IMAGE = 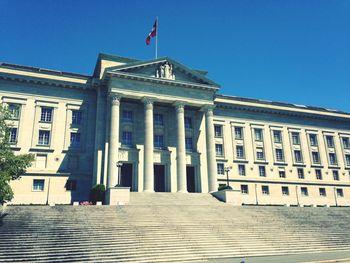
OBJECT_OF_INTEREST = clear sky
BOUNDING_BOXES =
[0,0,349,112]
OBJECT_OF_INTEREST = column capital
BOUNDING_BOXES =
[142,97,155,109]
[173,101,186,113]
[201,104,216,115]
[109,93,121,106]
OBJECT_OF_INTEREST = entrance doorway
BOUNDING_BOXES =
[121,163,133,189]
[186,166,196,193]
[154,165,165,192]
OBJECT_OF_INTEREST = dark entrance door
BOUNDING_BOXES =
[121,163,133,189]
[154,165,165,192]
[187,166,195,193]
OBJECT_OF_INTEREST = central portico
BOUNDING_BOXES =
[92,55,220,193]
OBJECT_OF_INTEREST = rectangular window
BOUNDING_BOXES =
[275,149,284,162]
[8,103,21,119]
[70,132,81,148]
[319,188,327,197]
[235,127,243,140]
[215,144,223,156]
[273,130,282,143]
[214,125,223,137]
[40,107,53,122]
[336,188,344,197]
[309,134,318,146]
[333,170,339,181]
[301,187,308,196]
[294,150,303,163]
[238,164,246,176]
[259,166,266,177]
[33,179,45,191]
[217,163,224,175]
[329,153,337,165]
[256,148,265,160]
[254,128,263,141]
[236,145,245,159]
[122,110,133,122]
[297,168,305,179]
[184,117,192,129]
[312,151,320,164]
[122,131,132,146]
[38,130,50,145]
[241,184,249,194]
[292,132,300,145]
[262,185,269,195]
[154,113,164,125]
[342,137,350,149]
[345,155,350,166]
[154,135,164,148]
[326,135,334,148]
[72,110,82,125]
[282,186,289,196]
[315,169,322,180]
[185,137,193,151]
[9,128,17,143]
[279,169,286,178]
[65,180,77,191]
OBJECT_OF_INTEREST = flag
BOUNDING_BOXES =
[146,19,157,45]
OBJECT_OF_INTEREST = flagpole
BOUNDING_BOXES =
[155,16,158,59]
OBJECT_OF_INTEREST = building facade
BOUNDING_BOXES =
[1,53,350,206]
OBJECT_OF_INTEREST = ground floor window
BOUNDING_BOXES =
[319,188,326,197]
[301,187,308,196]
[336,188,344,197]
[262,185,269,195]
[241,184,249,194]
[33,179,45,191]
[282,186,289,196]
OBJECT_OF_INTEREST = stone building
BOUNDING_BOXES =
[1,53,350,206]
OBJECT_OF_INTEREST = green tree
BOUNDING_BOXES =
[0,105,34,205]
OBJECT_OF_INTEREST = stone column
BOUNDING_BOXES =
[175,102,187,193]
[204,105,217,192]
[143,98,154,192]
[107,94,121,188]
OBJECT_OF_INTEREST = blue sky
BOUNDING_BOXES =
[0,0,349,112]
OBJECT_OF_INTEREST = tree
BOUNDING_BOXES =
[0,105,34,205]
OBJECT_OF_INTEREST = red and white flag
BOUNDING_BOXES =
[146,19,157,45]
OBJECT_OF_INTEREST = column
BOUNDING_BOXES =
[107,94,121,188]
[204,105,217,192]
[143,98,154,192]
[175,102,187,193]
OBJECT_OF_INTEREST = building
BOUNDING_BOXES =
[1,53,350,206]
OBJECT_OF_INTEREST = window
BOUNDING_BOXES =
[214,125,223,137]
[184,117,192,129]
[254,128,263,141]
[9,128,17,143]
[292,132,300,145]
[33,179,45,191]
[342,137,350,149]
[65,180,77,191]
[312,152,320,164]
[238,164,246,176]
[122,131,132,146]
[273,130,282,143]
[154,114,164,125]
[259,166,266,177]
[301,187,308,196]
[217,163,224,176]
[256,148,265,160]
[8,103,21,119]
[235,127,243,140]
[40,107,53,122]
[297,168,305,179]
[70,132,81,148]
[275,149,284,162]
[345,155,350,166]
[282,186,289,196]
[326,135,334,148]
[122,110,133,122]
[185,137,193,151]
[38,130,50,145]
[154,135,164,148]
[279,169,286,178]
[236,145,245,159]
[333,170,339,181]
[309,134,318,146]
[319,188,327,197]
[72,110,82,125]
[315,169,322,180]
[336,188,344,197]
[215,144,223,156]
[294,150,303,163]
[262,185,269,195]
[241,185,249,194]
[329,153,337,165]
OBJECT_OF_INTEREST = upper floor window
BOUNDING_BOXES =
[40,107,53,122]
[72,110,82,125]
[312,151,320,164]
[235,127,243,140]
[326,135,334,148]
[38,130,50,146]
[294,150,303,163]
[254,128,263,141]
[236,145,245,159]
[259,166,266,177]
[184,117,192,129]
[291,132,300,145]
[275,149,284,162]
[309,134,318,146]
[273,130,282,143]
[70,132,81,148]
[342,137,350,149]
[297,168,305,179]
[262,185,270,195]
[329,153,337,165]
[256,147,265,160]
[315,169,322,180]
[301,187,308,196]
[185,137,193,151]
[9,128,17,144]
[215,144,223,156]
[8,103,21,119]
[214,125,223,137]
[333,170,340,181]
[154,135,164,148]
[279,169,286,178]
[122,131,133,146]
[122,110,133,122]
[345,155,350,166]
[217,163,224,176]
[154,114,164,125]
[238,164,246,176]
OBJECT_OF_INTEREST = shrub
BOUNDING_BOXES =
[90,184,106,204]
[218,185,232,191]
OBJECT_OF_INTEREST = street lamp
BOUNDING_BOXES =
[116,161,123,186]
[224,166,232,187]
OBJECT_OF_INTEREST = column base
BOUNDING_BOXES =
[143,189,155,193]
[177,190,188,193]
[105,187,130,205]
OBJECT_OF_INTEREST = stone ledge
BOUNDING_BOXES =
[105,187,130,205]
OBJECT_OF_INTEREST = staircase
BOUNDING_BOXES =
[1,193,350,262]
